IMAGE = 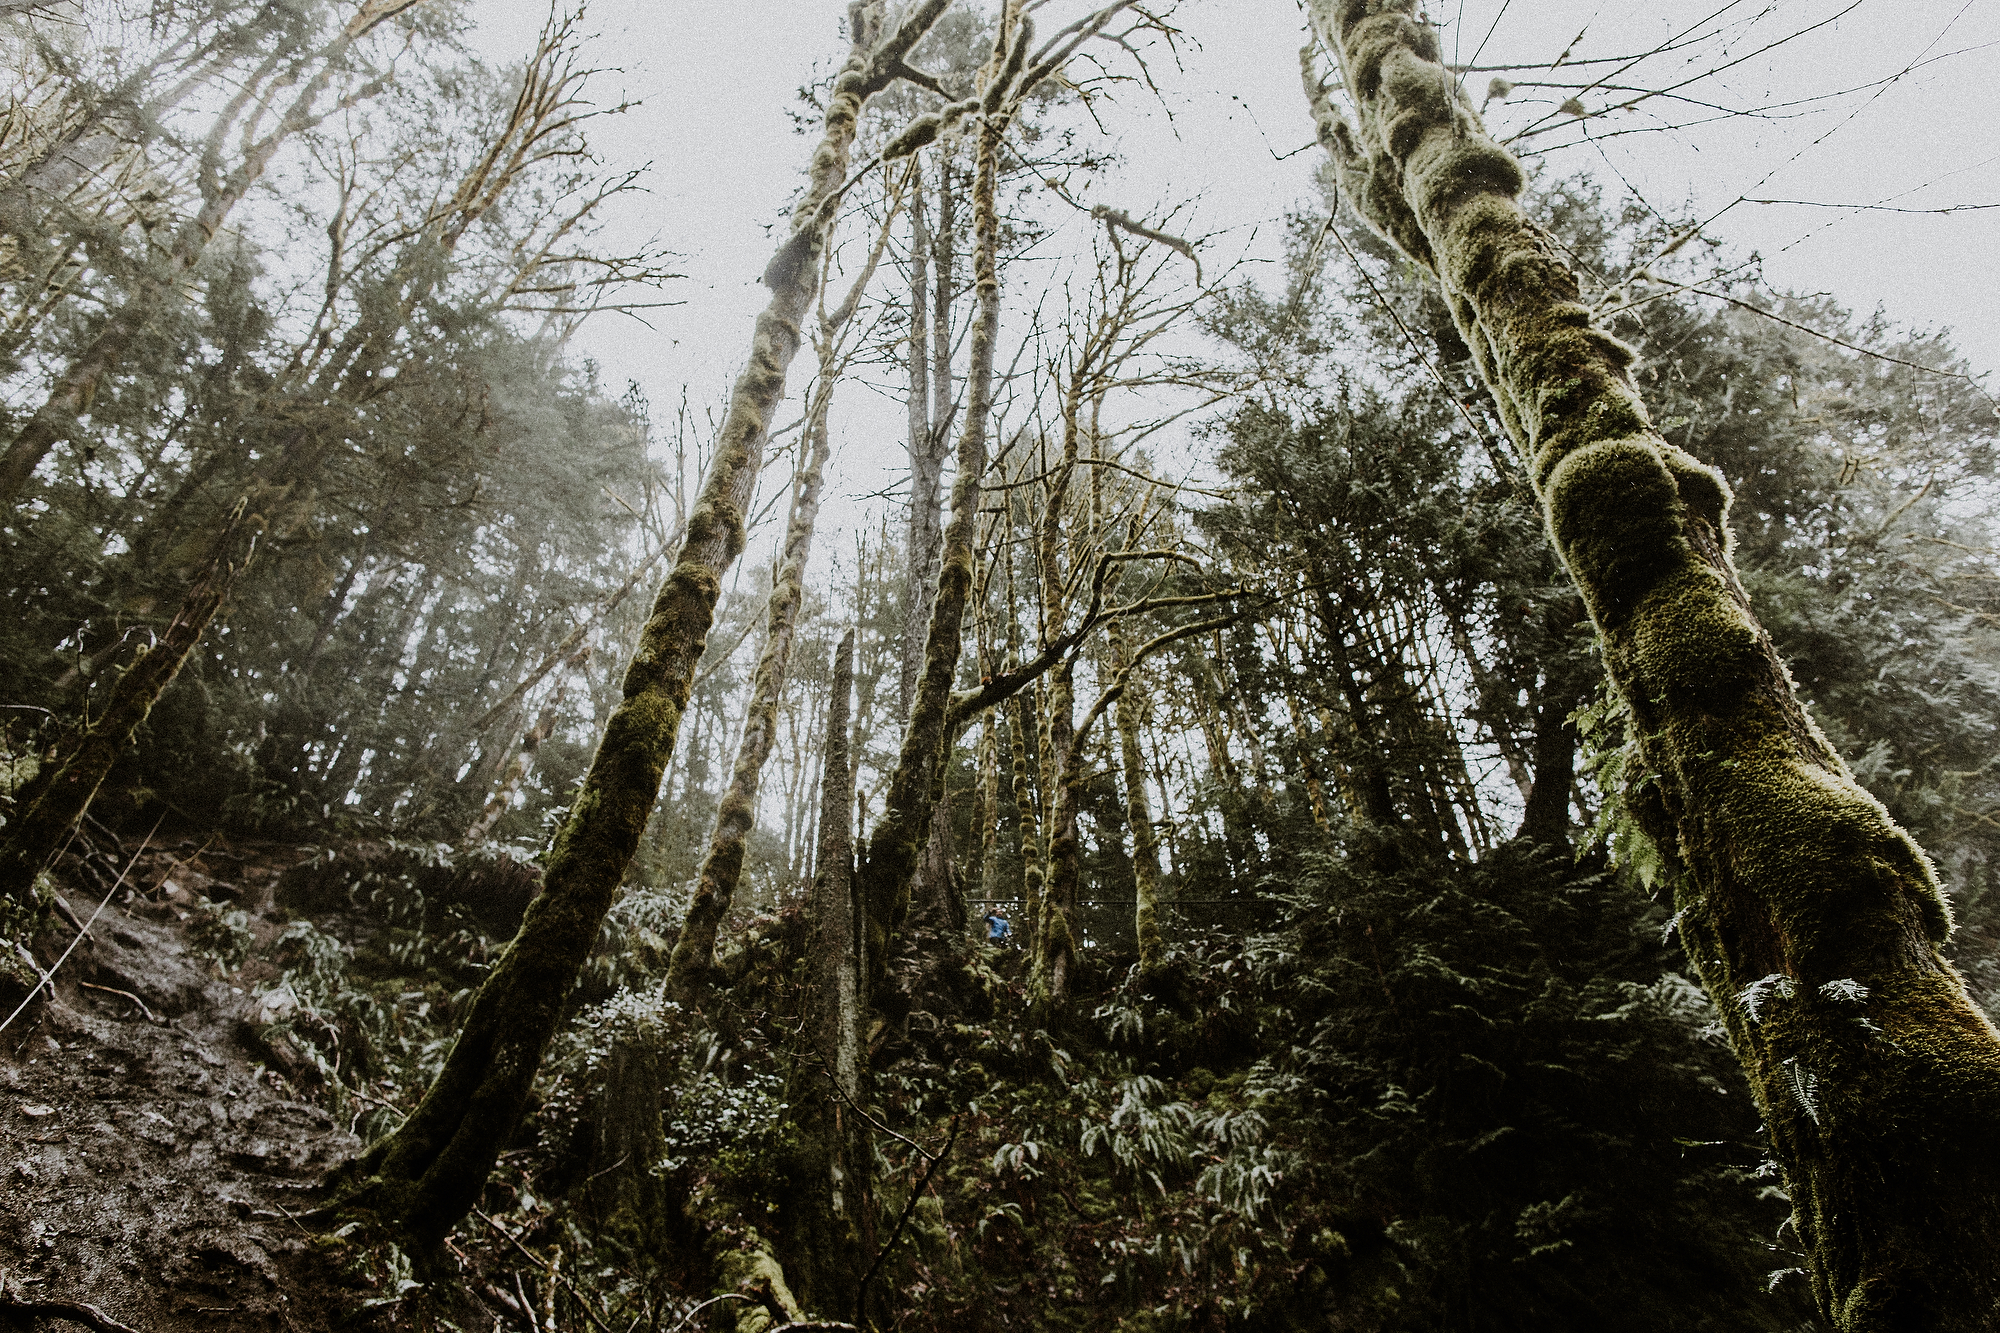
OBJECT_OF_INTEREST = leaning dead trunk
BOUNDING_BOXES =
[1303,4,2000,1325]
[335,1,951,1247]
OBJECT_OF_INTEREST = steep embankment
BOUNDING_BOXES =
[1,839,371,1331]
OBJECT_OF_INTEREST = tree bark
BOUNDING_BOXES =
[1303,5,2000,1325]
[666,394,838,994]
[463,661,580,845]
[334,1,950,1247]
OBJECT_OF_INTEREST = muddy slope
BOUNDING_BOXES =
[1,840,373,1333]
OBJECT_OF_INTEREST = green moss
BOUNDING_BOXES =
[1305,0,2000,1320]
[336,7,915,1249]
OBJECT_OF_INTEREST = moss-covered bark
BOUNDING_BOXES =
[0,504,257,905]
[1302,3,2000,1324]
[335,0,952,1248]
[666,394,838,995]
[1029,661,1078,1016]
[856,12,1022,997]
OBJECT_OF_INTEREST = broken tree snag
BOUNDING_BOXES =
[776,628,870,1318]
[1301,2,2000,1326]
[336,0,953,1249]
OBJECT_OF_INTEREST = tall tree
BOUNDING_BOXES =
[1302,2,2000,1324]
[331,0,953,1247]
[0,0,423,509]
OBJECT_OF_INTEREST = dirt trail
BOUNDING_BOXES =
[0,839,374,1333]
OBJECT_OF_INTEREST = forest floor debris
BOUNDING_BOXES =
[0,838,381,1332]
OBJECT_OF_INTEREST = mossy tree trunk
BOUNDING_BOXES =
[1029,659,1077,1015]
[903,153,966,940]
[336,0,952,1248]
[856,12,1018,996]
[976,704,1003,905]
[900,152,957,720]
[852,0,1145,995]
[1303,3,2000,1324]
[667,183,897,992]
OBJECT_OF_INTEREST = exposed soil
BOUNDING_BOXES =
[0,838,376,1333]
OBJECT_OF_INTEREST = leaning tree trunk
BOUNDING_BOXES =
[0,502,259,905]
[1302,3,2000,1326]
[665,396,838,994]
[334,0,951,1247]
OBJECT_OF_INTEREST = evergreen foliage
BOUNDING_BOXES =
[3,2,1998,1327]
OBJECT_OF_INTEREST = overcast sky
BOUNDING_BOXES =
[459,0,1999,562]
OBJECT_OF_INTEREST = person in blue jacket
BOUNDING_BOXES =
[983,908,1013,947]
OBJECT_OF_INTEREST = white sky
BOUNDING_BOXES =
[462,0,2000,558]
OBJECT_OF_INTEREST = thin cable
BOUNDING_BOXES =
[1324,219,1522,485]
[0,814,163,1037]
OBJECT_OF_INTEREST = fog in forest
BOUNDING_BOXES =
[2,2,1998,1330]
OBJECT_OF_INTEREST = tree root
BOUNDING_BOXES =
[0,1282,145,1333]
